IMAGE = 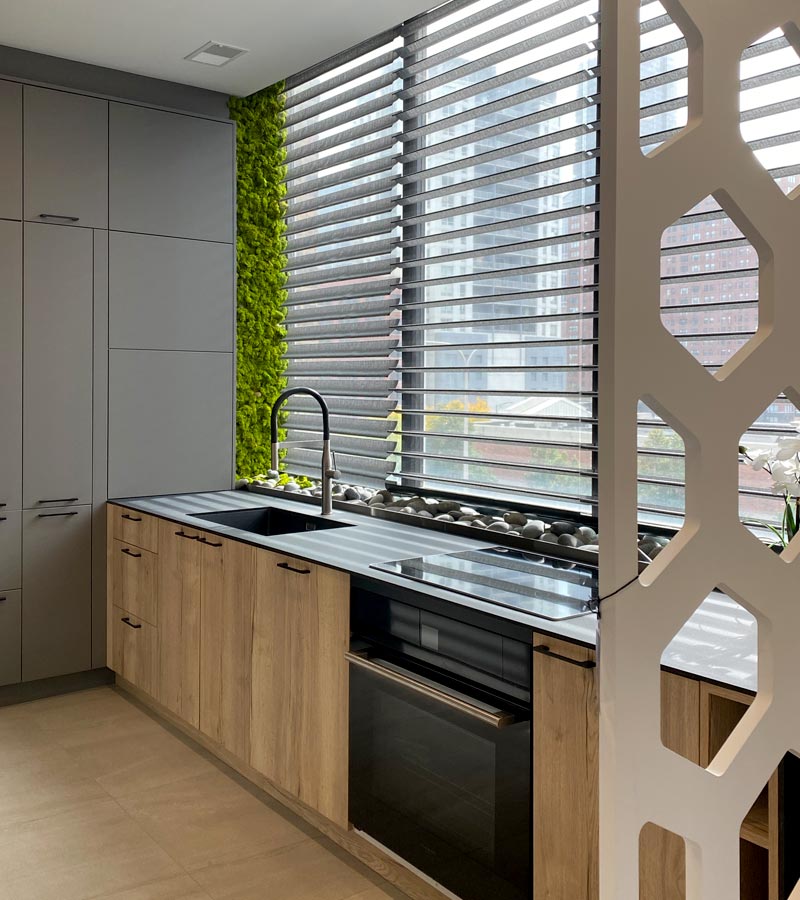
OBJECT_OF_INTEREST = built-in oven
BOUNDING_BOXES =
[348,579,532,900]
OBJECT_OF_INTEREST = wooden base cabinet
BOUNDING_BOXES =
[198,535,256,762]
[251,551,350,829]
[157,520,202,727]
[111,605,157,696]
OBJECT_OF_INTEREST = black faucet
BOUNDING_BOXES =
[270,388,338,515]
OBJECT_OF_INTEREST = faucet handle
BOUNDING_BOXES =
[327,450,340,480]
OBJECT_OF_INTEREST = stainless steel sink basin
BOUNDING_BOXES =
[191,506,354,537]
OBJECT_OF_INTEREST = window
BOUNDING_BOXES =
[282,0,600,511]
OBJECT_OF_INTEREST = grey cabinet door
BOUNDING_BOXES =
[24,86,108,229]
[0,80,22,221]
[22,505,91,681]
[0,511,21,591]
[109,232,234,352]
[23,224,94,509]
[109,103,234,243]
[108,349,234,498]
[0,590,21,687]
[0,220,22,511]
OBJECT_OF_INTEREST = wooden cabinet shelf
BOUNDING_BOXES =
[741,789,770,850]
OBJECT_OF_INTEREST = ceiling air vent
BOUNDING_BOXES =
[185,41,248,67]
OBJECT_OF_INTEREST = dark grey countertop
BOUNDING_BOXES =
[113,490,758,693]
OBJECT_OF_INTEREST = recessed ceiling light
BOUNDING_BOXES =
[185,41,248,67]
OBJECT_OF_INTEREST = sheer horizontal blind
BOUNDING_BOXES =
[396,0,600,511]
[638,7,800,527]
[282,30,403,485]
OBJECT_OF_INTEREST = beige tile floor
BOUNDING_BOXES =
[0,687,406,900]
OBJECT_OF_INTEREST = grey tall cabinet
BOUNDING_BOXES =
[0,79,235,686]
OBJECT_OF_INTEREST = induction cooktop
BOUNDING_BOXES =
[372,546,598,620]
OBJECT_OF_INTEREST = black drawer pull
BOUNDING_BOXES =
[38,497,79,504]
[121,548,142,558]
[175,530,199,540]
[121,513,142,522]
[199,537,223,547]
[121,616,142,629]
[0,502,6,507]
[37,511,79,518]
[38,213,80,222]
[0,517,6,522]
[533,644,596,669]
[277,561,311,575]
[0,597,6,603]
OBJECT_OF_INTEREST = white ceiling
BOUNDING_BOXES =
[0,0,439,97]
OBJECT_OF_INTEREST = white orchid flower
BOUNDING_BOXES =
[748,449,773,470]
[774,437,800,460]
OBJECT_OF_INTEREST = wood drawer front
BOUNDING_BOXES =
[111,539,157,625]
[110,505,159,552]
[112,605,157,697]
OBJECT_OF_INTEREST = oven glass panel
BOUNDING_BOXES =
[349,663,530,900]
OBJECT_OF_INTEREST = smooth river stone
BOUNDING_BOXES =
[522,523,544,539]
[550,521,577,536]
[557,534,579,547]
[540,532,559,543]
[487,521,511,533]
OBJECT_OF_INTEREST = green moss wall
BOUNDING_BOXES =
[229,83,288,478]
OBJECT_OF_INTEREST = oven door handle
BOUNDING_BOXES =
[345,651,517,729]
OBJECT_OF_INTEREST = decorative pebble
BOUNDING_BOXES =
[435,514,455,522]
[550,521,577,536]
[503,511,528,526]
[344,487,360,500]
[487,521,511,533]
[417,510,434,518]
[540,532,559,543]
[522,523,545,539]
[558,534,579,547]
[283,482,299,492]
[577,526,598,542]
[459,507,479,517]
[470,520,488,528]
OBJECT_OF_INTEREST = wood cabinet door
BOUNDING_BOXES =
[110,539,157,626]
[22,505,92,681]
[23,86,108,229]
[251,551,350,827]
[23,223,94,508]
[198,533,256,761]
[111,605,158,697]
[157,520,202,727]
[0,80,22,221]
[0,220,22,512]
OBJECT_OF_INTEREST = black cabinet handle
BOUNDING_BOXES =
[38,497,78,504]
[277,561,311,575]
[0,517,6,522]
[175,530,199,540]
[38,213,80,222]
[0,597,6,603]
[37,511,79,518]
[0,502,6,507]
[198,537,223,547]
[121,548,142,558]
[121,617,142,629]
[533,644,596,669]
[121,513,142,522]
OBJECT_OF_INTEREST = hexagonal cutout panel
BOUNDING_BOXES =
[660,588,758,767]
[740,25,800,197]
[638,400,685,542]
[640,0,689,154]
[660,194,760,375]
[739,393,800,557]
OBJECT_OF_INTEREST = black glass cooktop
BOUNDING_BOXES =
[372,546,597,620]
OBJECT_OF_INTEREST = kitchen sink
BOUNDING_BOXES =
[191,506,354,537]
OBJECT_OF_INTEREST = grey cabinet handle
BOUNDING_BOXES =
[121,616,142,629]
[277,561,311,575]
[121,513,142,522]
[38,497,78,504]
[533,644,596,669]
[38,213,80,222]
[121,548,142,558]
[198,537,223,547]
[37,511,79,518]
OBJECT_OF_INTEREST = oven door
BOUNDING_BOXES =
[348,651,531,900]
